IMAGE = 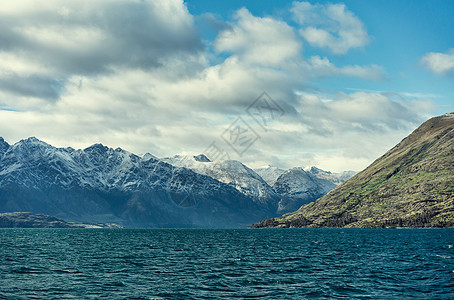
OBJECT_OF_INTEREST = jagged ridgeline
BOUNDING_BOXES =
[251,112,454,228]
[0,136,354,228]
[0,139,268,228]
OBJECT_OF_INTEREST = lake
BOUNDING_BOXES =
[1,228,454,299]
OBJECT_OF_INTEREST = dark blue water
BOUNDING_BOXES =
[1,229,454,299]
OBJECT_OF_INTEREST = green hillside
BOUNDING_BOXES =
[251,112,454,228]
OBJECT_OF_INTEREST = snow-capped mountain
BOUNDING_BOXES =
[0,137,356,227]
[304,166,357,186]
[161,155,280,208]
[253,166,355,214]
[143,152,158,161]
[273,167,337,213]
[0,137,272,228]
[164,157,356,215]
[254,166,286,186]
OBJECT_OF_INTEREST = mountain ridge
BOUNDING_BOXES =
[0,138,268,228]
[161,154,355,214]
[251,112,454,228]
[0,137,355,228]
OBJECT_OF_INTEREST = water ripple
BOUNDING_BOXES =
[1,228,454,299]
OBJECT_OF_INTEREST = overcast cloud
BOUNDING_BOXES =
[0,0,439,172]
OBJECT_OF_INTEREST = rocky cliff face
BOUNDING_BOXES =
[251,112,454,228]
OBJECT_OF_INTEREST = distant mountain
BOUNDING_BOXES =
[162,155,280,210]
[143,153,158,161]
[251,112,454,228]
[273,167,337,213]
[304,166,357,186]
[0,137,355,228]
[254,166,286,186]
[0,138,270,228]
[0,212,83,228]
[163,157,355,215]
[255,165,355,213]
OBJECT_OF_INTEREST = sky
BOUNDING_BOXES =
[0,0,453,172]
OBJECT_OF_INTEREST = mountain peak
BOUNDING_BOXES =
[143,153,158,161]
[21,137,45,144]
[306,166,332,175]
[193,154,210,162]
[84,143,108,152]
[13,137,52,149]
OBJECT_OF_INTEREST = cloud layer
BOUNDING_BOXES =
[0,1,438,172]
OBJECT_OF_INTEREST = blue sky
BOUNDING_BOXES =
[188,0,454,111]
[0,0,453,172]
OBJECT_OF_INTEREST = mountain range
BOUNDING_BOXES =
[0,137,354,228]
[251,112,454,228]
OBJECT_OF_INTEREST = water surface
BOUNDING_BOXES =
[1,228,453,299]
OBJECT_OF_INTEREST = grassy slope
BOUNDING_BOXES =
[252,113,454,228]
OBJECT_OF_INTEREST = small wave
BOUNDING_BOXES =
[52,269,83,274]
[11,266,43,274]
[106,269,129,273]
[104,281,126,287]
[435,254,453,259]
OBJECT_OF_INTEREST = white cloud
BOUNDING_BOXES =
[291,1,369,54]
[247,91,437,172]
[0,0,203,85]
[420,49,454,76]
[212,8,383,81]
[304,56,384,80]
[294,91,436,132]
[0,2,435,174]
[214,8,302,67]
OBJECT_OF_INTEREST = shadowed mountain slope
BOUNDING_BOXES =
[251,112,454,228]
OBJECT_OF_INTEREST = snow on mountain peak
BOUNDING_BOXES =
[9,137,55,161]
[305,166,332,175]
[162,154,279,205]
[193,154,211,162]
[84,143,109,153]
[254,166,286,186]
[143,153,158,161]
[15,137,51,147]
[304,166,357,185]
[23,136,41,143]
